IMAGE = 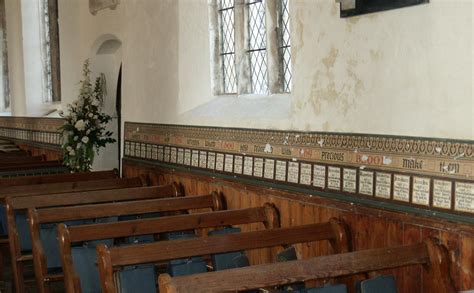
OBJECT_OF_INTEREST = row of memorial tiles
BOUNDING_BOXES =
[0,128,61,145]
[124,141,474,215]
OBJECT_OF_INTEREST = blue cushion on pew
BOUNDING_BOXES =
[208,227,249,271]
[276,247,306,292]
[356,275,397,293]
[71,246,101,293]
[40,220,93,269]
[165,231,208,276]
[0,204,7,235]
[16,212,32,251]
[118,264,157,293]
[306,284,348,293]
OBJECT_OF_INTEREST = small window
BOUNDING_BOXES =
[218,0,237,94]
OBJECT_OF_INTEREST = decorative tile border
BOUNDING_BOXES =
[0,117,63,147]
[124,122,474,217]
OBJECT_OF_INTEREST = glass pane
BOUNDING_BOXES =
[249,50,268,94]
[219,0,237,93]
[248,0,268,94]
[279,0,292,92]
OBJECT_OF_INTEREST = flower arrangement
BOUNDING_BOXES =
[59,60,116,172]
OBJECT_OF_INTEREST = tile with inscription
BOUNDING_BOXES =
[264,159,275,180]
[158,146,164,161]
[412,177,430,206]
[375,172,391,199]
[224,154,234,173]
[343,168,357,193]
[253,158,264,177]
[146,145,152,159]
[215,153,224,171]
[207,152,216,170]
[359,171,374,196]
[243,156,253,176]
[199,151,207,168]
[184,149,191,166]
[393,174,410,202]
[275,160,287,182]
[191,150,200,167]
[455,182,474,213]
[164,147,171,162]
[234,155,243,174]
[327,166,341,190]
[287,162,299,184]
[140,144,146,158]
[170,147,177,163]
[177,148,184,164]
[300,163,312,185]
[313,165,326,189]
[433,180,452,209]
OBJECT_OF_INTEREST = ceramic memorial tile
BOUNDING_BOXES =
[243,156,253,176]
[224,154,234,172]
[141,144,146,158]
[433,180,452,209]
[234,155,243,174]
[191,150,199,167]
[164,147,171,162]
[455,182,474,213]
[300,163,312,185]
[393,174,410,202]
[254,158,264,177]
[287,162,299,184]
[215,153,224,171]
[170,147,177,163]
[199,151,207,168]
[275,160,287,181]
[184,149,191,166]
[359,170,374,196]
[146,145,152,159]
[158,146,164,161]
[375,172,391,199]
[412,177,430,206]
[264,159,275,179]
[207,152,216,170]
[327,166,341,190]
[313,164,326,188]
[343,168,357,193]
[177,148,184,164]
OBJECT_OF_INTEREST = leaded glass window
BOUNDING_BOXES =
[247,0,268,95]
[218,0,237,94]
[278,0,292,93]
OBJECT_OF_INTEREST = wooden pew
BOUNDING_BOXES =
[30,193,225,293]
[0,176,147,202]
[0,155,46,163]
[0,160,63,170]
[0,161,68,178]
[5,178,155,293]
[158,239,456,293]
[96,220,349,293]
[0,169,117,187]
[57,203,278,293]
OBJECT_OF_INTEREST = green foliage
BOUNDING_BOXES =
[59,60,116,172]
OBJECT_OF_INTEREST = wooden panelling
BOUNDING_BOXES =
[123,159,474,292]
[17,143,62,161]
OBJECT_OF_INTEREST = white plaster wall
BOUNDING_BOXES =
[39,0,474,151]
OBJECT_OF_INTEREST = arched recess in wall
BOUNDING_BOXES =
[89,34,122,172]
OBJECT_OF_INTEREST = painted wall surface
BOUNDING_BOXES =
[54,0,472,142]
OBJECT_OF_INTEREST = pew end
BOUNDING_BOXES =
[97,244,116,293]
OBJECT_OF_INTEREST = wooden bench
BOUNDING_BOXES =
[29,192,224,293]
[4,178,154,292]
[0,155,46,163]
[58,203,277,293]
[0,169,117,187]
[0,161,69,178]
[158,238,455,293]
[96,220,349,293]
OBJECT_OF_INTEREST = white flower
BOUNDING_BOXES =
[86,129,91,135]
[69,150,75,156]
[93,115,98,120]
[81,136,89,143]
[92,99,100,106]
[75,120,86,131]
[66,146,72,152]
[74,136,79,141]
[76,143,82,149]
[88,113,93,118]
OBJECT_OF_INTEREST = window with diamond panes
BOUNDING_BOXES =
[219,0,237,94]
[247,0,268,94]
[278,0,292,93]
